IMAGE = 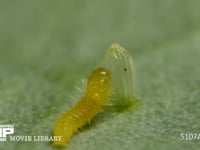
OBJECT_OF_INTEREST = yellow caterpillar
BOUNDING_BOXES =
[53,67,111,147]
[53,43,137,147]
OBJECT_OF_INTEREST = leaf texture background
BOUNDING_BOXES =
[0,0,200,150]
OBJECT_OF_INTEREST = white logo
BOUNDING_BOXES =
[0,124,61,142]
[0,125,14,141]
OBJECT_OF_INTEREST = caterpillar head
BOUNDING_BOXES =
[86,67,111,95]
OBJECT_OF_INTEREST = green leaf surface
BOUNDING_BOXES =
[0,0,200,150]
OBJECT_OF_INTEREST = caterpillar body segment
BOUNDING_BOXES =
[53,68,111,147]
